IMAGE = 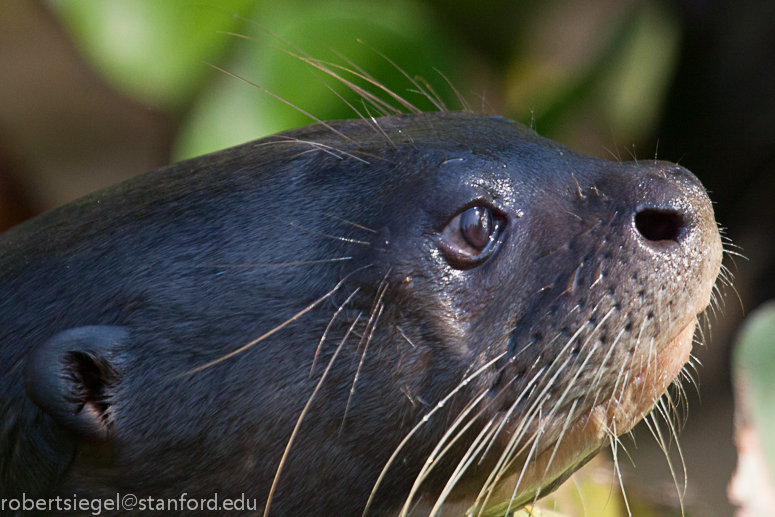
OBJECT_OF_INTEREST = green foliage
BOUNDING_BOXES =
[48,0,256,110]
[174,0,467,159]
[503,0,680,153]
[733,301,775,480]
[47,0,467,160]
[47,0,682,163]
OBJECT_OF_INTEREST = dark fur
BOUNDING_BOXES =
[0,112,720,515]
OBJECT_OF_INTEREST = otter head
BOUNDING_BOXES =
[316,112,723,514]
[9,112,721,516]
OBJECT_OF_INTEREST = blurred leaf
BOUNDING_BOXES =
[513,506,568,517]
[173,0,468,160]
[467,455,626,517]
[47,0,256,110]
[601,0,680,138]
[504,0,680,154]
[734,301,775,477]
[731,301,775,515]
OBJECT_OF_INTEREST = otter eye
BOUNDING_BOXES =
[439,205,505,269]
[460,207,493,250]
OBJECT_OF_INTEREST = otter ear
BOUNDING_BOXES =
[24,326,128,441]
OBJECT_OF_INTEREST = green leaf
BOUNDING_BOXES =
[173,0,468,160]
[47,0,256,110]
[733,301,775,480]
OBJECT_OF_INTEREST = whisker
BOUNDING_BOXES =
[551,307,616,414]
[434,68,471,112]
[263,313,362,517]
[357,39,444,112]
[271,216,372,246]
[478,360,546,471]
[307,56,419,113]
[340,281,388,434]
[477,360,577,514]
[586,328,626,411]
[406,355,549,513]
[203,60,363,148]
[361,100,398,149]
[625,144,638,163]
[396,326,416,348]
[608,431,632,517]
[647,408,686,517]
[289,138,372,164]
[217,30,407,117]
[601,145,622,164]
[201,257,353,269]
[310,288,361,376]
[399,389,492,517]
[470,90,496,115]
[254,136,391,164]
[657,397,688,504]
[323,214,378,234]
[314,70,387,120]
[535,398,579,499]
[215,21,400,114]
[425,419,500,516]
[362,352,506,517]
[176,270,366,377]
[329,48,378,83]
[415,75,448,112]
[503,421,547,516]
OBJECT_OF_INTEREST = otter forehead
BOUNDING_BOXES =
[276,113,708,233]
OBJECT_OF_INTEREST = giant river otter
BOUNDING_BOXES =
[0,110,722,516]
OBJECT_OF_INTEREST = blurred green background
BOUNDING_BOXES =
[43,0,683,162]
[1,0,775,515]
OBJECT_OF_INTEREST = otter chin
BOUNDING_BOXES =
[433,319,701,517]
[0,111,721,516]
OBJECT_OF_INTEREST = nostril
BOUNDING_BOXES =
[634,209,686,243]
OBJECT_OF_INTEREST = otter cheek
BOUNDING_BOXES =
[573,319,696,454]
[607,319,696,432]
[485,320,697,508]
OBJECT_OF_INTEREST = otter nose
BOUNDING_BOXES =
[628,165,702,248]
[634,208,686,244]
